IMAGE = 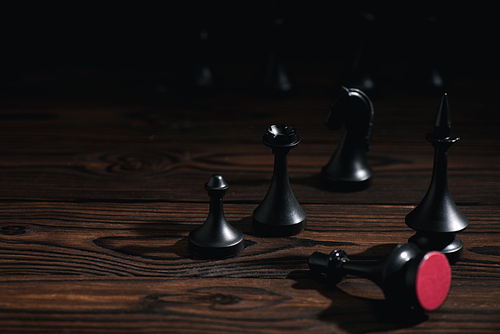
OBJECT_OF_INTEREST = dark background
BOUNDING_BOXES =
[1,2,499,99]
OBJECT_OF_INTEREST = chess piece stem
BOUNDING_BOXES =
[253,124,306,236]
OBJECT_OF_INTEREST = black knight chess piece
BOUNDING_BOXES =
[253,124,306,236]
[321,86,374,191]
[189,174,244,259]
[405,93,468,264]
[308,243,451,311]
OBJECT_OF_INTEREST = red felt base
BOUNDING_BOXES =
[415,251,452,311]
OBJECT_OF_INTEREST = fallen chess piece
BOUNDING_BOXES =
[188,174,244,259]
[308,243,451,312]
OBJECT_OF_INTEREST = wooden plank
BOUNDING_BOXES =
[0,202,497,279]
[1,60,499,333]
[0,84,497,204]
[0,141,497,203]
[0,276,498,333]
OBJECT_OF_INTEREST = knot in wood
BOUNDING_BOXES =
[208,293,241,305]
[0,225,27,235]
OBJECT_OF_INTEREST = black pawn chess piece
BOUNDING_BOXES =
[188,174,244,259]
[308,243,452,312]
[405,94,468,264]
[321,86,374,191]
[253,124,306,236]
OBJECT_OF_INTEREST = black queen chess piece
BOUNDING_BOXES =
[188,174,244,259]
[405,93,468,264]
[321,86,374,191]
[308,243,452,312]
[253,124,306,236]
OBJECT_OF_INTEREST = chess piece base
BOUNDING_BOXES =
[252,217,306,237]
[408,231,463,264]
[320,172,372,192]
[188,237,244,259]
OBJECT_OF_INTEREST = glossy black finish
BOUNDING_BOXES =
[406,94,468,263]
[253,124,306,236]
[308,243,437,310]
[321,86,374,191]
[189,175,244,259]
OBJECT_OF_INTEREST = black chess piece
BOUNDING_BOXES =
[251,8,294,98]
[188,174,244,259]
[403,9,449,97]
[253,124,306,236]
[191,29,218,88]
[179,27,221,95]
[308,243,451,312]
[339,10,380,98]
[405,94,468,264]
[321,86,374,191]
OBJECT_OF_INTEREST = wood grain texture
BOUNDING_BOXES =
[0,111,497,204]
[0,202,498,280]
[0,62,499,333]
[0,277,498,334]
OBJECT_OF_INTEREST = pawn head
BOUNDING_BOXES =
[204,174,229,198]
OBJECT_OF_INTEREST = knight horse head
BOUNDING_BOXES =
[325,86,374,151]
[321,86,374,191]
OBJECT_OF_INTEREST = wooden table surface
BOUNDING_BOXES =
[0,60,499,334]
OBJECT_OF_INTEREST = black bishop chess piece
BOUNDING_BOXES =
[321,86,374,192]
[405,93,468,264]
[188,174,244,259]
[253,124,306,236]
[308,243,452,312]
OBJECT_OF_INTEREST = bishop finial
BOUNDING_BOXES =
[434,93,451,137]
